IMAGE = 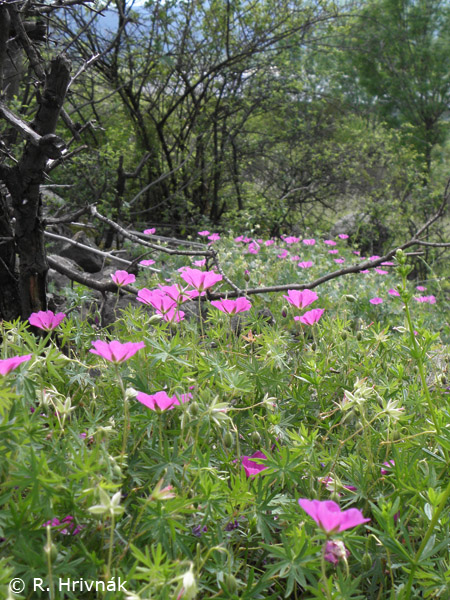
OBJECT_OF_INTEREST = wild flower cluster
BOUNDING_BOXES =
[0,232,449,599]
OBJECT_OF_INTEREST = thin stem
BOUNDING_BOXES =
[46,526,55,600]
[321,542,333,600]
[105,512,115,582]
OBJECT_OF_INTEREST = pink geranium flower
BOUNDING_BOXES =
[374,268,388,275]
[370,297,383,305]
[283,289,318,309]
[296,308,324,325]
[324,540,350,565]
[111,270,136,286]
[369,255,381,261]
[285,236,300,244]
[139,259,155,266]
[360,269,370,274]
[298,261,313,269]
[180,268,222,292]
[0,354,32,376]
[338,234,349,239]
[247,242,260,254]
[353,250,361,255]
[193,259,206,267]
[29,310,66,331]
[381,261,394,266]
[277,250,288,259]
[208,233,220,241]
[158,284,193,304]
[388,289,400,297]
[324,240,336,246]
[298,499,370,533]
[328,250,338,254]
[210,297,252,314]
[144,228,156,235]
[137,390,191,411]
[43,515,82,536]
[415,295,436,304]
[162,308,185,323]
[137,288,177,313]
[234,235,244,243]
[381,460,395,475]
[241,451,268,477]
[198,230,210,236]
[265,240,275,246]
[90,340,145,363]
[303,239,316,246]
[334,258,345,264]
[416,285,426,291]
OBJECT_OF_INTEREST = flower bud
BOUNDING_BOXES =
[345,295,356,303]
[223,573,238,594]
[395,248,406,264]
[224,431,234,448]
[189,401,200,416]
[43,542,58,562]
[244,271,251,282]
[251,431,261,446]
[356,331,363,341]
[341,331,348,341]
[281,306,288,318]
[362,551,372,571]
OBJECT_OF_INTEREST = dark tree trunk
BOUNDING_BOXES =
[0,55,71,320]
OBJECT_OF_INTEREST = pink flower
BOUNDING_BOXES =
[353,250,361,255]
[137,390,191,411]
[162,308,185,323]
[234,236,244,242]
[265,240,275,246]
[360,269,370,274]
[324,540,350,565]
[180,268,222,292]
[283,289,318,309]
[338,234,349,239]
[388,289,400,297]
[277,250,288,259]
[303,239,316,246]
[369,255,381,261]
[198,230,210,236]
[158,284,193,304]
[414,295,436,304]
[416,285,426,291]
[247,242,260,254]
[381,460,395,475]
[374,268,388,275]
[370,297,383,305]
[210,297,252,314]
[144,228,156,235]
[381,261,394,266]
[137,288,177,314]
[298,499,370,533]
[208,233,220,242]
[324,240,337,246]
[328,250,338,254]
[140,259,155,266]
[0,354,32,376]
[29,310,66,331]
[298,261,313,269]
[296,308,324,325]
[43,515,82,536]
[291,255,301,261]
[193,259,206,267]
[111,270,136,286]
[90,340,145,363]
[241,451,268,477]
[285,236,300,244]
[334,258,345,264]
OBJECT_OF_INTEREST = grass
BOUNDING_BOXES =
[1,235,449,599]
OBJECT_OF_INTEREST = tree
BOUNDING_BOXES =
[0,1,95,321]
[347,0,450,174]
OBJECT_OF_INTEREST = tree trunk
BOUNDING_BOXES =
[0,55,71,320]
